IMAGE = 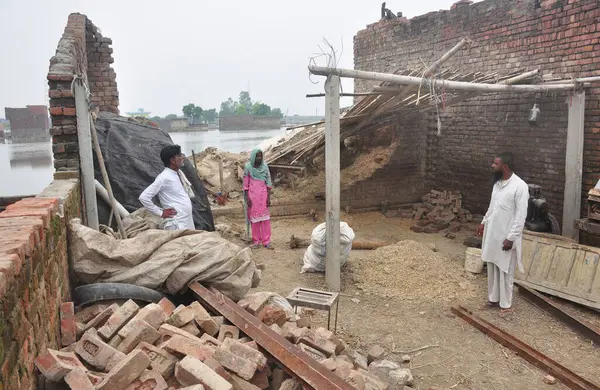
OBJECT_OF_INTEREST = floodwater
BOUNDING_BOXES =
[0,128,286,197]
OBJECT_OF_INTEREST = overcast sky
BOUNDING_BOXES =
[1,0,475,118]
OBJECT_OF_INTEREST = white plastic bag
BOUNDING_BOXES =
[301,222,355,273]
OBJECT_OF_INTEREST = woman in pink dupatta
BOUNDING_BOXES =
[243,148,273,249]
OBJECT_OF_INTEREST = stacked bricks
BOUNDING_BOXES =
[34,290,413,389]
[353,0,600,222]
[47,13,120,177]
[0,179,80,389]
[48,13,87,176]
[85,18,119,115]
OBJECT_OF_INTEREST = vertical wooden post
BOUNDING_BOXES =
[219,157,225,194]
[325,75,341,292]
[563,90,585,239]
[74,82,99,230]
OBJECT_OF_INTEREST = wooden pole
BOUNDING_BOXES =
[89,116,128,239]
[308,66,584,92]
[218,157,224,194]
[74,82,99,230]
[422,37,470,78]
[325,75,341,292]
[563,90,586,240]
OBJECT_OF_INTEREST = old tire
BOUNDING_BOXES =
[73,283,166,307]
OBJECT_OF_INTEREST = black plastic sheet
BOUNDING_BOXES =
[93,112,214,231]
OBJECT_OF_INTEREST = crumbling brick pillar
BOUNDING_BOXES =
[47,13,120,177]
[85,18,119,114]
[47,13,87,178]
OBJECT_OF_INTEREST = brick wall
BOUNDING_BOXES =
[0,180,80,389]
[353,0,600,221]
[85,18,119,114]
[48,13,119,176]
[341,115,427,208]
[219,115,282,130]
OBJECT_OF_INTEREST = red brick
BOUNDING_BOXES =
[214,348,257,381]
[204,357,232,381]
[63,107,76,116]
[75,332,124,370]
[49,106,64,116]
[124,369,168,390]
[299,329,336,357]
[135,342,178,379]
[65,368,95,390]
[76,304,108,323]
[60,302,77,347]
[166,304,196,327]
[190,301,219,336]
[217,324,240,341]
[163,335,215,362]
[118,320,161,354]
[98,299,140,340]
[157,297,176,316]
[257,306,287,327]
[34,349,86,381]
[221,338,267,370]
[97,350,150,390]
[199,333,221,348]
[119,303,166,339]
[85,303,119,330]
[175,356,233,390]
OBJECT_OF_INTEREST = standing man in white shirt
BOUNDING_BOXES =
[139,145,195,230]
[477,152,528,314]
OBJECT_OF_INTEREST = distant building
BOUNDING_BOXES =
[219,115,281,131]
[4,105,50,142]
[170,117,190,131]
[125,108,151,118]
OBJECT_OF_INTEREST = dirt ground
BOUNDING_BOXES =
[221,212,600,390]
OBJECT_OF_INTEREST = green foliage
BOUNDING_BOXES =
[251,102,271,116]
[182,104,204,124]
[271,108,283,118]
[220,98,236,117]
[203,108,218,123]
[219,91,283,117]
[165,114,178,120]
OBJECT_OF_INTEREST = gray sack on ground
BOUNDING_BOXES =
[70,219,260,300]
[93,112,214,231]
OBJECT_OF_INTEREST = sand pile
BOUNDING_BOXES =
[348,240,478,302]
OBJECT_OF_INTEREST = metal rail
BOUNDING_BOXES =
[517,283,600,346]
[189,282,354,390]
[451,306,600,390]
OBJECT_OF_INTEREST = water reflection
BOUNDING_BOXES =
[0,129,286,197]
[0,141,54,196]
[169,128,286,155]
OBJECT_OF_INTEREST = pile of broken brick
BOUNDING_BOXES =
[405,190,474,237]
[35,293,414,390]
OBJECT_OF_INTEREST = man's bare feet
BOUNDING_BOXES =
[478,301,499,310]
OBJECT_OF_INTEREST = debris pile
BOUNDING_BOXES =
[193,147,248,196]
[392,190,473,235]
[36,294,415,389]
[349,240,479,302]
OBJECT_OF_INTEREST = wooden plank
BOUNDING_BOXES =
[517,231,600,310]
[74,82,99,230]
[325,75,341,292]
[563,91,586,239]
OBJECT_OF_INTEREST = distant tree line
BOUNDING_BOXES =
[219,91,283,118]
[149,91,283,124]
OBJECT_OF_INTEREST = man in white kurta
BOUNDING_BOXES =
[478,153,529,312]
[139,145,195,231]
